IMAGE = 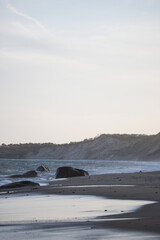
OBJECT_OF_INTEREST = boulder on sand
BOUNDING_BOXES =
[0,180,40,189]
[10,170,38,178]
[55,166,89,179]
[37,166,50,172]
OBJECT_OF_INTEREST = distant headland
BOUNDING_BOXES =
[0,133,160,160]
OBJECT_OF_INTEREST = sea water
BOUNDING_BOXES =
[0,194,159,240]
[0,159,160,240]
[0,194,152,223]
[0,159,160,186]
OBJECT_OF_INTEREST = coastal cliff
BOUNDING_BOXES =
[0,133,160,160]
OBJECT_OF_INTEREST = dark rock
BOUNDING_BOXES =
[0,181,40,189]
[10,170,38,178]
[23,170,38,177]
[55,166,89,179]
[37,166,50,172]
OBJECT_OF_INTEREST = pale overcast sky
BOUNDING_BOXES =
[0,0,160,144]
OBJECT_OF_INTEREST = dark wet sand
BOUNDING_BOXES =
[0,171,160,234]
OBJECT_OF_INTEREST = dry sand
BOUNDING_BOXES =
[0,171,160,235]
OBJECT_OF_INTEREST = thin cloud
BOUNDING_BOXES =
[6,1,49,34]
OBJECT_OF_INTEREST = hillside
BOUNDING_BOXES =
[0,133,160,160]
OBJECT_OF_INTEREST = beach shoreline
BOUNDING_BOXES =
[0,171,160,237]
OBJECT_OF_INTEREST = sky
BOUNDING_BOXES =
[0,0,160,144]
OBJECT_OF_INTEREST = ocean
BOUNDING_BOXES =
[1,159,160,240]
[0,159,160,187]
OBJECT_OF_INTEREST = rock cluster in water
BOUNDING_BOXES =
[0,165,89,189]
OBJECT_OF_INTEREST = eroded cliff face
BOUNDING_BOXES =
[0,133,160,160]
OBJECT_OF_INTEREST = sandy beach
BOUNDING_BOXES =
[0,171,160,239]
